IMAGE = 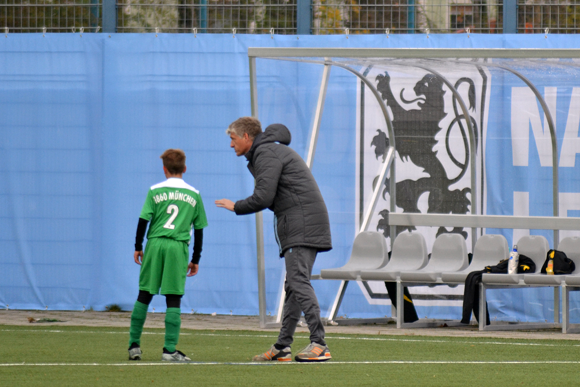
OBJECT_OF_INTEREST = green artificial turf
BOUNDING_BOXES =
[1,325,579,386]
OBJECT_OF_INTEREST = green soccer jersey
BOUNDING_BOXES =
[139,177,208,244]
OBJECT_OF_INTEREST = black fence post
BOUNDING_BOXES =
[503,0,517,33]
[102,0,116,33]
[297,0,311,35]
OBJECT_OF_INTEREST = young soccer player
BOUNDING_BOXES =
[128,149,208,362]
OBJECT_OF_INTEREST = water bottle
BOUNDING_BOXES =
[546,250,555,275]
[508,245,519,274]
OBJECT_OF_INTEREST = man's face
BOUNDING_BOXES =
[230,131,252,157]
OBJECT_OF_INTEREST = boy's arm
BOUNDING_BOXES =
[134,217,149,265]
[191,228,203,264]
[187,228,204,277]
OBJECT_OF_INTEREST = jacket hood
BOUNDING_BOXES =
[245,124,292,161]
[260,124,291,146]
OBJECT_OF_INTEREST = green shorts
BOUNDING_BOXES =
[139,237,189,295]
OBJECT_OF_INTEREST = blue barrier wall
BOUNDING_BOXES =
[1,33,579,322]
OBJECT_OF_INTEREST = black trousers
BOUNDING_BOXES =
[461,271,490,325]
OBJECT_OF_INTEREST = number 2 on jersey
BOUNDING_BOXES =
[163,204,179,229]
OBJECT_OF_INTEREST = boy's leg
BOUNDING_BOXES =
[129,238,162,359]
[158,240,189,361]
[164,295,182,353]
[129,291,153,347]
[128,291,153,360]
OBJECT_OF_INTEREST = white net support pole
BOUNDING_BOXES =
[249,56,268,329]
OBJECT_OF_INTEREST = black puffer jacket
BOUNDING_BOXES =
[234,124,332,257]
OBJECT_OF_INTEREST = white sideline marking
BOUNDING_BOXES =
[2,329,579,348]
[0,329,189,336]
[196,333,578,347]
[1,360,580,367]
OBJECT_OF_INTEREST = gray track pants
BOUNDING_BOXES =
[276,246,326,347]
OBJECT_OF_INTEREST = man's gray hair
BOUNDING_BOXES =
[226,116,262,139]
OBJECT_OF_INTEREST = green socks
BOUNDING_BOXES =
[129,303,181,352]
[128,301,149,347]
[164,308,181,353]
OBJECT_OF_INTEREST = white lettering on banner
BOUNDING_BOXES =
[561,87,580,167]
[559,193,580,240]
[512,191,530,243]
[511,87,556,167]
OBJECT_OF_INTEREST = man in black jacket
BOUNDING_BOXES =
[216,116,332,362]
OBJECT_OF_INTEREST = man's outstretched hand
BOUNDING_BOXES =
[215,199,235,212]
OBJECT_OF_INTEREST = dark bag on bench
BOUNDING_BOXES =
[461,255,536,325]
[485,254,536,274]
[540,249,575,274]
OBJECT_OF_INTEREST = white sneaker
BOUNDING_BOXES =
[161,348,191,362]
[128,345,142,361]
